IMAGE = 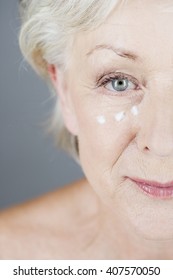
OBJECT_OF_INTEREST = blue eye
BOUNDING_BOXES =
[105,76,137,92]
[98,73,139,93]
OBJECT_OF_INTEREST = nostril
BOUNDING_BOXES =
[143,142,173,157]
[143,146,150,153]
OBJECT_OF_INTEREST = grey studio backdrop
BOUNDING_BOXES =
[0,1,84,209]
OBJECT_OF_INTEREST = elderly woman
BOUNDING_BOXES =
[0,0,173,259]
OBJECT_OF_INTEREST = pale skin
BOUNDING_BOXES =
[1,0,173,259]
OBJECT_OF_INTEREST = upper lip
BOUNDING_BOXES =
[129,177,173,188]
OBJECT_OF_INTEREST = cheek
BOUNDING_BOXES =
[75,99,140,192]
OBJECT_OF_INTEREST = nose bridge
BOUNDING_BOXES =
[144,71,173,123]
[153,82,173,118]
[136,78,173,157]
[148,70,173,93]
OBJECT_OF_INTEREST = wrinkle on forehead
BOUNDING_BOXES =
[74,0,173,80]
[157,1,173,13]
[116,0,173,14]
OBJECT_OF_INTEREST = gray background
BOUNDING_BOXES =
[0,1,84,209]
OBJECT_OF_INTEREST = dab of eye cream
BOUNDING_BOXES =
[96,115,106,124]
[131,105,139,116]
[115,111,125,122]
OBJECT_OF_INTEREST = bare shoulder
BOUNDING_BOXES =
[0,179,100,259]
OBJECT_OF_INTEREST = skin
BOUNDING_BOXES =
[1,0,173,259]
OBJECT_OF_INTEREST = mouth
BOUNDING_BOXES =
[128,177,173,199]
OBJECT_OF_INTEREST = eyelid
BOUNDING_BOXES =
[97,72,140,89]
[95,71,143,98]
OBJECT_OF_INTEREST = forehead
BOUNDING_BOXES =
[73,0,173,67]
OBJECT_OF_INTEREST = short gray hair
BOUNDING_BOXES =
[19,0,120,160]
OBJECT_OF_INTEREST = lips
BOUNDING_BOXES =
[129,177,173,199]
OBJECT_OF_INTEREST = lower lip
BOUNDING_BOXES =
[130,179,173,199]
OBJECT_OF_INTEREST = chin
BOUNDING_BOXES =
[109,177,173,242]
[130,214,173,242]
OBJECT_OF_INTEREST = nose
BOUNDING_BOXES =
[136,95,173,157]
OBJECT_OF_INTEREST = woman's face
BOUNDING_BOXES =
[56,0,173,239]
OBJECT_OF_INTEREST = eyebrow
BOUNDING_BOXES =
[86,44,140,62]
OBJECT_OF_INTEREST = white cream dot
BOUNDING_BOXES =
[96,115,106,124]
[114,111,125,122]
[131,105,139,116]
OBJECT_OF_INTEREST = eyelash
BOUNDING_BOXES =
[96,72,141,96]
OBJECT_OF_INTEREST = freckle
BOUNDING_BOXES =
[96,115,106,124]
[131,105,139,116]
[114,111,126,122]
